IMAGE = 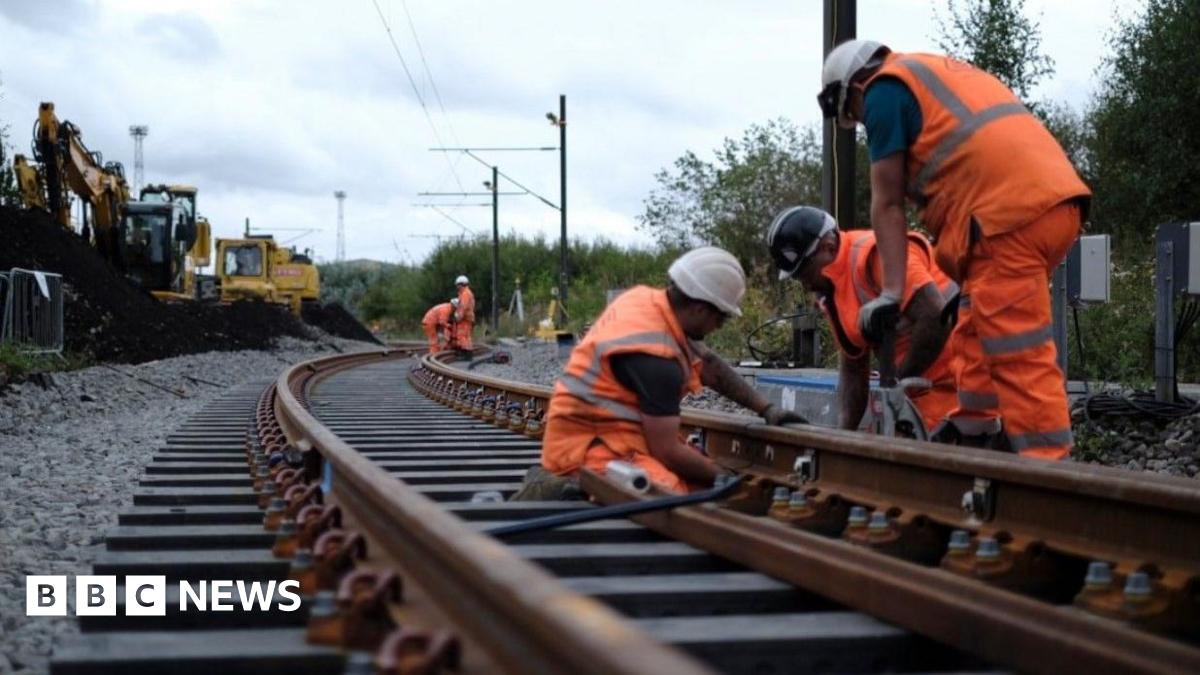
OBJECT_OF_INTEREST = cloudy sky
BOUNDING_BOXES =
[1,0,1140,266]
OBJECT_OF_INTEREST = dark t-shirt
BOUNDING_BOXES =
[863,76,923,162]
[609,353,684,416]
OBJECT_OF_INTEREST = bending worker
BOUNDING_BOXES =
[768,205,986,436]
[541,247,808,493]
[818,40,1091,459]
[420,298,458,354]
[454,275,475,352]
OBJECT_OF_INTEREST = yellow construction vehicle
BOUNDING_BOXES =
[137,184,214,301]
[215,228,320,316]
[13,102,131,262]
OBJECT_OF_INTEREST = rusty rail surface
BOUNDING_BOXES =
[272,348,710,675]
[414,352,1200,675]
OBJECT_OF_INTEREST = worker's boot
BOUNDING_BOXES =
[509,466,583,501]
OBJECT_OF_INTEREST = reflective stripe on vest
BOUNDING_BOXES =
[558,329,688,394]
[894,59,1031,205]
[557,372,643,422]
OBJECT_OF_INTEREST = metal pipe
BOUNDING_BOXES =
[558,94,568,317]
[491,165,500,332]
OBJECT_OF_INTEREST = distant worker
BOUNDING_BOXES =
[540,247,808,494]
[421,298,458,354]
[768,206,987,436]
[818,40,1090,459]
[454,275,475,352]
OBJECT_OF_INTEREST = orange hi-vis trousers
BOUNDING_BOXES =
[454,320,474,351]
[423,324,442,353]
[948,200,1082,460]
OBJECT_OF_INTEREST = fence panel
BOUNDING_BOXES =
[1,268,65,355]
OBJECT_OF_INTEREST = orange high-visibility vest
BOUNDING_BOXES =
[422,303,454,328]
[542,286,703,475]
[866,52,1091,280]
[456,286,475,323]
[819,229,957,383]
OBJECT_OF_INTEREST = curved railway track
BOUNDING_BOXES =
[50,346,1200,674]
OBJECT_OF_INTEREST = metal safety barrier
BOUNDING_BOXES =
[1,267,65,355]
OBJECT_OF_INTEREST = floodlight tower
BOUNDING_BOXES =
[129,125,149,194]
[334,190,347,261]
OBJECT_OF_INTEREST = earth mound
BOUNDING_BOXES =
[0,206,312,363]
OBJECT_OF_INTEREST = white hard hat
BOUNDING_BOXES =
[450,298,460,307]
[819,39,889,128]
[455,275,469,285]
[668,246,746,317]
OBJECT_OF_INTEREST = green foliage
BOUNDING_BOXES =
[1086,0,1200,256]
[317,260,396,315]
[0,343,93,381]
[637,118,824,290]
[1066,260,1200,385]
[933,0,1054,102]
[352,233,675,337]
[0,73,22,207]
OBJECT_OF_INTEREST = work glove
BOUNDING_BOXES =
[762,403,809,427]
[858,291,902,344]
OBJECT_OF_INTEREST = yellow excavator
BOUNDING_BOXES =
[14,102,131,263]
[215,220,320,316]
[129,184,214,301]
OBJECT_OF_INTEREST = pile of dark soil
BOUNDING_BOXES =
[0,206,312,364]
[302,301,381,345]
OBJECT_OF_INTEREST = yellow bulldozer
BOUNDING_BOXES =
[215,222,320,316]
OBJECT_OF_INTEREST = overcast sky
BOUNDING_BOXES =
[0,0,1141,266]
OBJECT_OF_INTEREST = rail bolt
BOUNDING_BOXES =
[1084,561,1113,589]
[470,491,505,503]
[375,627,462,675]
[263,497,289,531]
[307,569,404,650]
[947,530,972,556]
[507,403,526,431]
[297,504,343,548]
[289,548,319,596]
[272,518,299,558]
[313,530,368,591]
[846,506,869,530]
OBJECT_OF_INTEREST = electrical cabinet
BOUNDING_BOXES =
[1156,221,1200,296]
[1066,234,1111,303]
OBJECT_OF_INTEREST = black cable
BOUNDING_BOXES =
[486,475,745,538]
[1081,390,1200,424]
[745,312,806,363]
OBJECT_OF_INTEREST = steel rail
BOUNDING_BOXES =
[414,351,1200,674]
[273,349,711,675]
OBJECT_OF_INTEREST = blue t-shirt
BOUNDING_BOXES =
[863,77,923,162]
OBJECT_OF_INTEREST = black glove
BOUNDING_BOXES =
[858,292,902,343]
[762,403,809,426]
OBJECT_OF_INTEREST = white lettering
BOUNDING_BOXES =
[237,580,275,611]
[276,580,302,612]
[179,581,206,611]
[210,581,234,611]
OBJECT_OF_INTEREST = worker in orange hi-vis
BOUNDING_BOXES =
[421,299,457,354]
[454,275,475,351]
[767,206,986,437]
[541,247,808,495]
[818,40,1091,460]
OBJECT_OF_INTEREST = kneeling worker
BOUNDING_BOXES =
[421,298,458,354]
[541,246,808,494]
[768,206,988,436]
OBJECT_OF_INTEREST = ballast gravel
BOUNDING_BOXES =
[0,335,380,675]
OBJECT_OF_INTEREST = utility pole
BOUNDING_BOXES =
[822,1,856,228]
[490,166,500,332]
[334,190,347,261]
[129,125,148,195]
[553,95,568,314]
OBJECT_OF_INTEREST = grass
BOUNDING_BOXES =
[0,342,93,383]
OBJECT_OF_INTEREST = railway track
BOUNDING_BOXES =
[49,347,1200,674]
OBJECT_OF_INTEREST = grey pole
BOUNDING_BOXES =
[492,165,500,332]
[1051,262,1069,377]
[558,94,568,319]
[1155,236,1176,403]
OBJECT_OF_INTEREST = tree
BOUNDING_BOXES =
[637,118,824,288]
[1087,0,1200,254]
[0,73,22,206]
[934,0,1054,103]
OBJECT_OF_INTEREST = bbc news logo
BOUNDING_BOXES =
[26,576,302,616]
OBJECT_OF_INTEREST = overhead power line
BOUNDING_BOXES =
[371,0,465,194]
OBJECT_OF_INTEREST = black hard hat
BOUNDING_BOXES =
[766,206,838,280]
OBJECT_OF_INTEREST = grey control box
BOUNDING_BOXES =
[1066,234,1111,303]
[1156,222,1200,296]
